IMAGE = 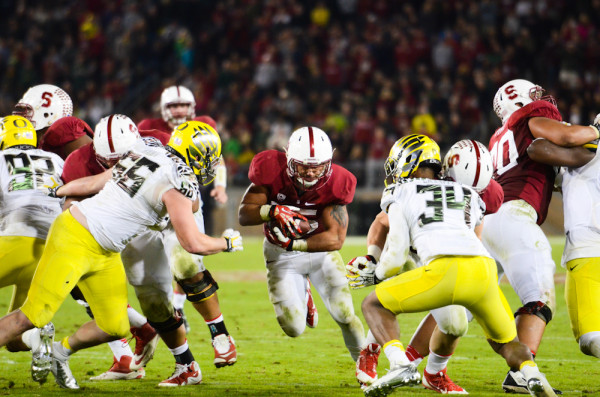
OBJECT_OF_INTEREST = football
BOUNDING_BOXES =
[268,217,311,239]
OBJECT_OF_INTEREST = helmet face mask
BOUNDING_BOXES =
[493,79,555,123]
[285,126,333,190]
[160,86,196,127]
[93,114,140,168]
[168,121,221,186]
[442,139,493,192]
[384,134,441,186]
[0,115,37,150]
[12,84,73,130]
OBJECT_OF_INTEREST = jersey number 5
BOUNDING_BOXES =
[490,128,518,175]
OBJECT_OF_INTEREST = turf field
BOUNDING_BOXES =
[0,236,598,396]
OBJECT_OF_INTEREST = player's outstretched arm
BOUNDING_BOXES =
[165,189,242,254]
[529,117,599,147]
[238,183,270,226]
[55,168,112,197]
[527,138,595,167]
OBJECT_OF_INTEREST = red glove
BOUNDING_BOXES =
[266,226,294,251]
[269,205,308,238]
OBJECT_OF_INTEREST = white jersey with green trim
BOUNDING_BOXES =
[0,147,64,239]
[380,178,490,267]
[561,150,600,264]
[74,140,199,252]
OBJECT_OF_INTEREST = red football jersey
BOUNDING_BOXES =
[249,150,356,241]
[480,179,503,215]
[41,116,93,159]
[488,100,562,224]
[61,129,171,183]
[138,118,170,132]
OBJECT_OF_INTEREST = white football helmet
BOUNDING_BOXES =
[286,126,333,190]
[160,85,196,127]
[94,114,140,168]
[443,139,493,192]
[13,84,73,131]
[492,79,556,123]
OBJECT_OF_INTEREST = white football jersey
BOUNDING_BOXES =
[0,147,64,239]
[561,150,600,263]
[74,140,199,252]
[380,178,490,268]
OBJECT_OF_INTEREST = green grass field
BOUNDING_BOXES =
[0,236,598,396]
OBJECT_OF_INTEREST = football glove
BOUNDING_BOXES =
[346,255,380,289]
[590,113,600,139]
[44,176,62,198]
[268,226,294,251]
[269,205,308,238]
[222,228,243,252]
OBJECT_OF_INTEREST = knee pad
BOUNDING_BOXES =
[148,309,184,334]
[433,306,469,337]
[177,270,219,303]
[514,301,553,324]
[579,331,600,358]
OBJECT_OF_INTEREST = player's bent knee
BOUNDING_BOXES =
[514,301,553,324]
[148,310,184,334]
[579,331,600,357]
[278,317,305,337]
[177,270,219,303]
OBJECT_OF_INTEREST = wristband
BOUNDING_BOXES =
[367,245,383,262]
[590,125,600,140]
[291,239,308,252]
[214,161,227,188]
[260,205,272,221]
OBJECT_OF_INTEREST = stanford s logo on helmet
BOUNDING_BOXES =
[442,139,493,192]
[493,79,556,124]
[13,84,73,130]
[286,126,333,190]
[384,134,441,186]
[93,114,141,168]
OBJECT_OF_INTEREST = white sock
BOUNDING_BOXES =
[54,340,73,360]
[205,314,224,325]
[108,338,133,361]
[173,292,186,310]
[520,360,541,382]
[168,341,189,356]
[21,328,39,350]
[127,306,147,328]
[363,329,378,347]
[383,340,410,367]
[425,351,451,374]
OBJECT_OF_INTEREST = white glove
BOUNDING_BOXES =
[346,255,379,289]
[222,229,243,252]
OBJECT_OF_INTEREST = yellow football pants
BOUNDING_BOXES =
[376,255,516,344]
[21,210,129,338]
[565,257,600,340]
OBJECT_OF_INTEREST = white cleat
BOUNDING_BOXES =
[31,322,55,384]
[363,363,421,397]
[527,376,558,397]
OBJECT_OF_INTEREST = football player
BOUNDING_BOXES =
[352,138,502,394]
[350,135,557,397]
[61,115,171,381]
[0,116,64,383]
[483,79,599,393]
[527,132,600,360]
[12,84,93,159]
[238,126,365,361]
[138,85,237,366]
[0,120,242,390]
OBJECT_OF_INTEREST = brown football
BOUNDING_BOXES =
[267,218,311,239]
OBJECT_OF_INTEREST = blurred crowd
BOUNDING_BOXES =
[1,0,600,187]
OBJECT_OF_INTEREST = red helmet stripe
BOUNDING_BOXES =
[471,139,481,187]
[308,126,315,157]
[107,114,115,153]
[177,86,181,97]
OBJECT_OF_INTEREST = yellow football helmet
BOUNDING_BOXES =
[167,121,222,185]
[0,115,37,150]
[384,134,441,186]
